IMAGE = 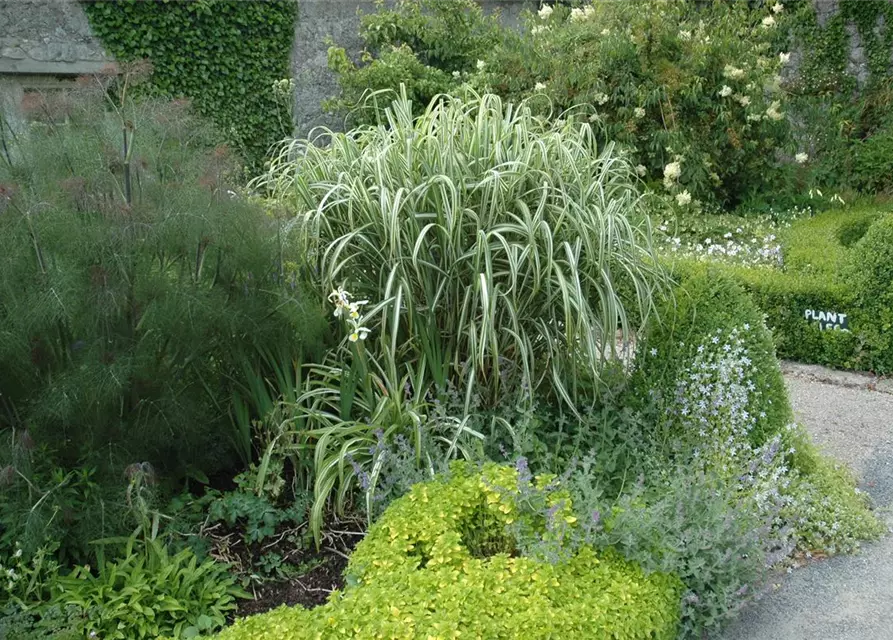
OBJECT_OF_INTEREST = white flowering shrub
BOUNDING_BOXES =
[478,0,791,209]
[325,1,792,207]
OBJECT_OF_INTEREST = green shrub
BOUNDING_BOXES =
[214,463,682,640]
[486,1,791,209]
[0,83,324,556]
[836,215,876,247]
[734,267,861,368]
[845,214,893,373]
[325,0,503,125]
[682,209,893,374]
[664,253,867,371]
[634,268,792,445]
[780,209,876,276]
[327,0,791,209]
[852,126,893,194]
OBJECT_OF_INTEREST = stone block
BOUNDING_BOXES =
[814,0,840,28]
[1,46,27,60]
[27,46,48,62]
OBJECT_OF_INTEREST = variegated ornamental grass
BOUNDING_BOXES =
[255,90,668,539]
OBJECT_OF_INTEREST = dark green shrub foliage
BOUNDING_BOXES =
[836,214,875,247]
[671,209,893,373]
[329,0,791,208]
[0,82,324,555]
[83,0,297,168]
[730,267,861,370]
[845,214,893,373]
[635,269,792,445]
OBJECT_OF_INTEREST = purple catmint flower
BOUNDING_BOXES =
[515,457,532,484]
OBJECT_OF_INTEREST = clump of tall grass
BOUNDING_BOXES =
[256,89,668,538]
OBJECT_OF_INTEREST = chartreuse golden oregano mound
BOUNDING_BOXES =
[215,463,682,639]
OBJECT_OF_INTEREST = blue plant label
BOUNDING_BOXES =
[804,309,849,331]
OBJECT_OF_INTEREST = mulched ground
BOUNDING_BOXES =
[235,542,352,616]
[208,517,366,619]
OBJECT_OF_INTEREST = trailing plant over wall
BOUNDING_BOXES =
[82,0,297,169]
[786,0,893,92]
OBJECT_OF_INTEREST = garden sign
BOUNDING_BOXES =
[804,309,849,331]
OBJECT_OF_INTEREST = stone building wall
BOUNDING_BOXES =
[1,0,892,135]
[0,0,111,132]
[0,0,108,75]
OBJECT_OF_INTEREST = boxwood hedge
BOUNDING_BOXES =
[671,209,893,374]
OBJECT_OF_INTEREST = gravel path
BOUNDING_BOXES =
[721,363,893,640]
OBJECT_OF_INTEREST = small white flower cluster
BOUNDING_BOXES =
[761,5,782,28]
[655,208,821,268]
[1,544,25,592]
[718,85,733,98]
[663,159,682,190]
[635,164,648,177]
[570,5,595,22]
[537,4,553,20]
[795,152,809,164]
[593,92,609,105]
[765,100,784,121]
[633,107,646,119]
[723,65,746,80]
[329,287,370,343]
[271,78,296,100]
[534,82,547,91]
[676,190,692,206]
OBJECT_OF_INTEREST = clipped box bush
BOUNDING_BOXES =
[215,463,682,640]
[714,265,862,371]
[635,268,792,445]
[845,213,893,373]
[668,210,893,374]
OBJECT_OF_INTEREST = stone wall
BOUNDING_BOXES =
[0,0,111,132]
[292,0,534,135]
[2,0,893,136]
[0,0,109,75]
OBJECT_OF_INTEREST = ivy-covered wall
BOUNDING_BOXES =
[81,0,298,170]
[792,0,893,91]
